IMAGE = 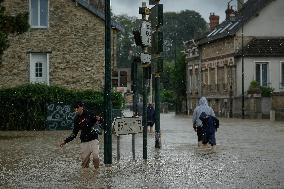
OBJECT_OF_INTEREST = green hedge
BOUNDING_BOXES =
[0,84,124,130]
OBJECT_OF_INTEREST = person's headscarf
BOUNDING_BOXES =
[199,97,208,106]
[192,97,215,126]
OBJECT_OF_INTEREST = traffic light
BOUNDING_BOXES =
[152,31,163,54]
[149,0,160,5]
[133,30,143,47]
[131,56,140,80]
[149,4,163,28]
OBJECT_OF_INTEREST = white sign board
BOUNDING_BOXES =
[141,21,152,47]
[112,117,142,136]
[141,53,151,64]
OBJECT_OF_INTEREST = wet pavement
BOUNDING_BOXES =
[0,112,284,188]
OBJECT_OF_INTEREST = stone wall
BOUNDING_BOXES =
[201,37,234,60]
[0,0,118,91]
[271,93,284,121]
[233,96,271,119]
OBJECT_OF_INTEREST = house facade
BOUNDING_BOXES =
[0,0,123,91]
[185,0,284,118]
[184,39,201,114]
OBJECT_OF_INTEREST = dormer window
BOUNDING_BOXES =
[30,0,49,28]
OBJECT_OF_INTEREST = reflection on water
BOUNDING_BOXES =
[1,115,284,188]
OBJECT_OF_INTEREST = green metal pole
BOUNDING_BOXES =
[132,58,138,116]
[174,35,177,114]
[154,74,161,148]
[141,2,148,160]
[142,67,148,159]
[104,0,112,165]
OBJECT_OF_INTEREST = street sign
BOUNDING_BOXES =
[141,21,152,47]
[112,117,142,136]
[141,53,151,64]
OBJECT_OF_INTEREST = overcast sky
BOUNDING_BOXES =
[111,0,240,23]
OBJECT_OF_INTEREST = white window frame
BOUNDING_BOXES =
[35,62,43,77]
[29,53,50,85]
[29,0,49,28]
[255,61,270,87]
[280,61,284,89]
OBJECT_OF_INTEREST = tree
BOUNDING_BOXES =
[0,0,29,62]
[112,11,208,112]
[163,10,208,61]
[112,15,141,68]
[161,10,208,113]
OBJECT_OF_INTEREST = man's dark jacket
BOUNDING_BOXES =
[64,110,99,143]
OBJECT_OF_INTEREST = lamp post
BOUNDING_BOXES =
[236,0,245,119]
[228,0,244,118]
[241,18,244,119]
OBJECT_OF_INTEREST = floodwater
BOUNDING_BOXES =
[0,113,284,188]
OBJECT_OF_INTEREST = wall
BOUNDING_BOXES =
[0,0,118,91]
[271,93,284,121]
[233,96,271,118]
[201,37,235,60]
[235,57,284,96]
[237,0,284,37]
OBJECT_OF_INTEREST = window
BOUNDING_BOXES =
[281,62,284,87]
[112,71,118,87]
[189,68,193,89]
[35,62,43,77]
[256,62,268,86]
[120,71,127,87]
[30,0,48,28]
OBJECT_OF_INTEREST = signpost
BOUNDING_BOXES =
[112,116,142,160]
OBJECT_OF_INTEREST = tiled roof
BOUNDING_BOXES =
[236,38,284,57]
[199,0,274,45]
[76,0,124,31]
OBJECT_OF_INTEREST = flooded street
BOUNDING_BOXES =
[1,113,284,188]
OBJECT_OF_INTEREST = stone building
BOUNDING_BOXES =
[184,39,201,114]
[185,0,284,118]
[0,0,123,91]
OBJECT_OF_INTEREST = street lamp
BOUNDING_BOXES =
[235,0,245,119]
[228,0,244,118]
[241,16,244,119]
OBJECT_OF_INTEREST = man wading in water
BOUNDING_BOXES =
[60,101,102,168]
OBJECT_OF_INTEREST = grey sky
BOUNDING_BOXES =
[111,0,240,23]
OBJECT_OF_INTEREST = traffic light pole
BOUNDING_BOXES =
[149,1,163,149]
[132,57,139,116]
[154,73,161,148]
[141,2,148,160]
[142,66,148,159]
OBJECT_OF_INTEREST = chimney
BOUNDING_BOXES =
[225,2,236,19]
[237,0,244,11]
[209,13,220,31]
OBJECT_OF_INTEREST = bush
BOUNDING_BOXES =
[260,86,274,97]
[247,80,274,97]
[247,80,261,94]
[0,84,124,130]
